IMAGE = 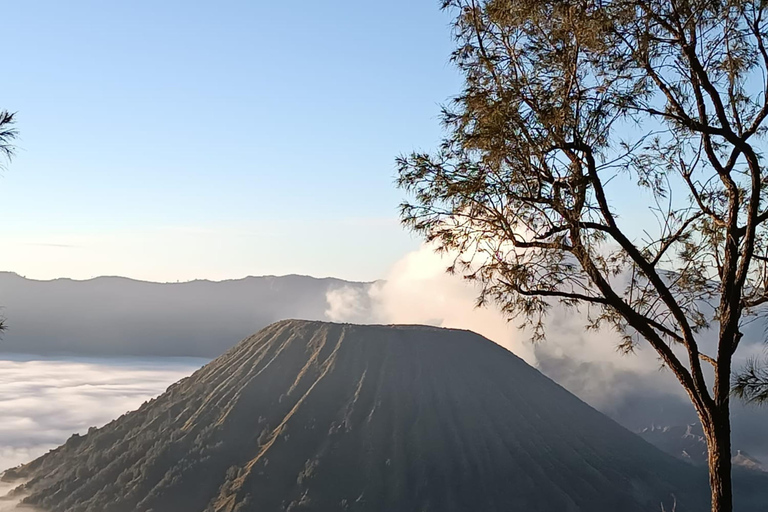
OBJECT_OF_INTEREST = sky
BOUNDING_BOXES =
[1,1,461,282]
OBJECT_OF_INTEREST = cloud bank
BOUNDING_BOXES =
[0,356,205,472]
[326,244,668,385]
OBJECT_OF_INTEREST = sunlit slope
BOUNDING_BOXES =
[9,320,719,511]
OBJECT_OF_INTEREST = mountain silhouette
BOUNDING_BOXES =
[5,320,760,511]
[0,272,369,357]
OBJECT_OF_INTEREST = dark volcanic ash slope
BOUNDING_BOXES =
[6,321,722,511]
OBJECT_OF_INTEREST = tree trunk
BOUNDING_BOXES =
[703,405,733,512]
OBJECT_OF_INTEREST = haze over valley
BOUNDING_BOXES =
[0,271,370,358]
[0,356,205,471]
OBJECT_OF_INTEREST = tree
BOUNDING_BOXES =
[733,355,768,403]
[0,110,17,334]
[0,111,16,164]
[397,1,768,511]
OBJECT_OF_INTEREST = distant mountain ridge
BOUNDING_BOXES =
[639,424,766,472]
[3,320,744,512]
[0,272,371,357]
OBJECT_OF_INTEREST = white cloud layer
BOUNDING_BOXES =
[326,244,666,382]
[327,246,539,363]
[0,356,205,472]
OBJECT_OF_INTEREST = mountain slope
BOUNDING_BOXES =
[3,320,739,511]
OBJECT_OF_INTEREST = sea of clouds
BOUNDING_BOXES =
[0,356,206,472]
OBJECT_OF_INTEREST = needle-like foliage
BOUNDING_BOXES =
[0,110,16,167]
[0,109,15,334]
[733,356,768,403]
[397,2,768,511]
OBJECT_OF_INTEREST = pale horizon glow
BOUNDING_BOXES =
[1,1,457,282]
[1,2,664,283]
[0,218,411,283]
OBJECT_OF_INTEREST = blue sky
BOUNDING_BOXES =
[1,1,461,282]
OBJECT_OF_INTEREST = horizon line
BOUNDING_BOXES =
[0,270,380,286]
